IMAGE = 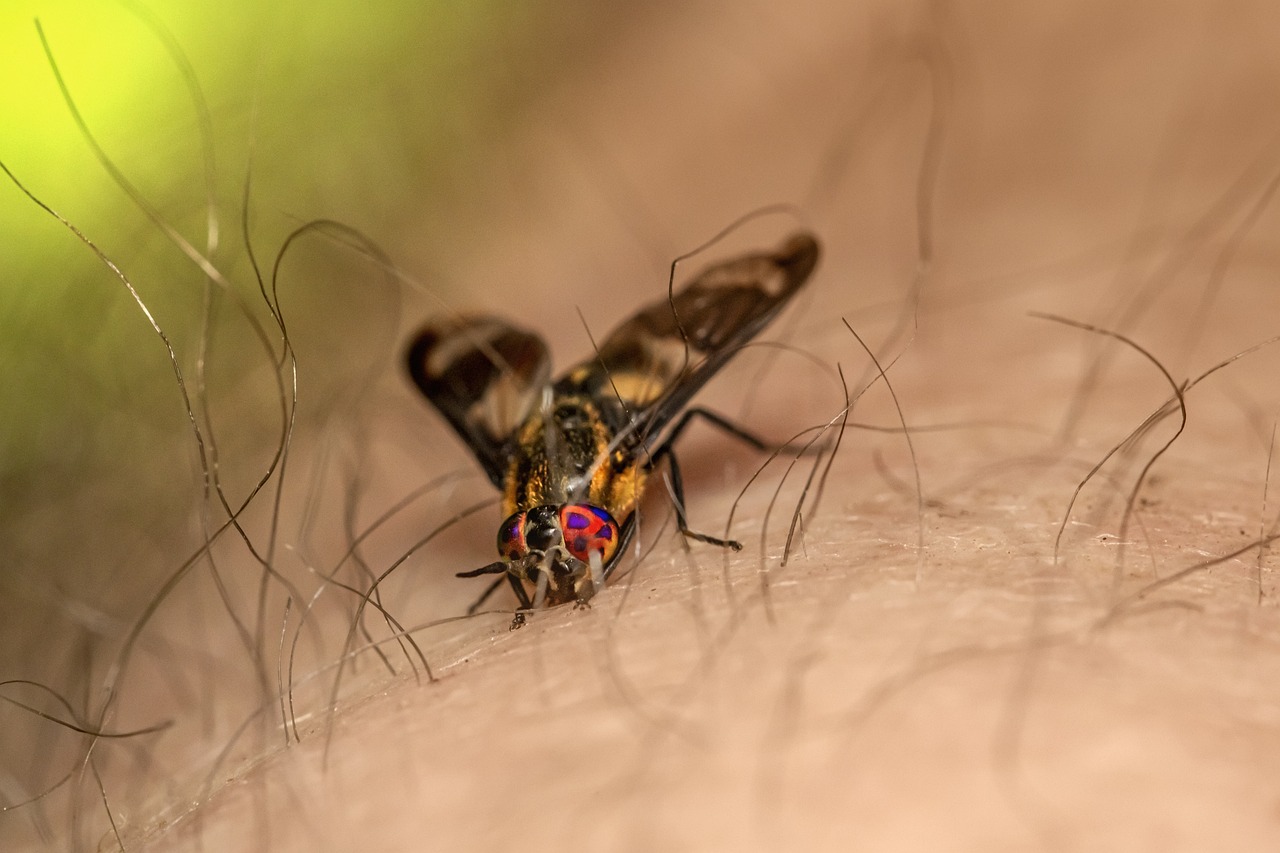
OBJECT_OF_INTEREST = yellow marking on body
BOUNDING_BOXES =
[586,447,646,518]
[604,462,646,521]
[606,370,667,408]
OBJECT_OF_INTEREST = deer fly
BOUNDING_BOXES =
[406,232,820,625]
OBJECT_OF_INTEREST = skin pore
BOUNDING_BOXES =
[3,1,1280,850]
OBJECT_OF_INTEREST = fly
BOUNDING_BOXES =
[406,232,820,625]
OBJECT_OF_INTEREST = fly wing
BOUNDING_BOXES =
[406,316,552,487]
[562,232,820,444]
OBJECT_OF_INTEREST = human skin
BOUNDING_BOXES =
[4,2,1280,851]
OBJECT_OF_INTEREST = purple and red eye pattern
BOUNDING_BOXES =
[558,504,620,566]
[496,512,527,560]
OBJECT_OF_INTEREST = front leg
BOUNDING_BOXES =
[506,573,533,630]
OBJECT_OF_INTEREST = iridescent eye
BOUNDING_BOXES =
[558,504,620,566]
[496,512,526,560]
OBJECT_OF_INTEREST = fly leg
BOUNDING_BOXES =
[506,573,533,629]
[604,513,637,583]
[658,406,820,456]
[457,558,534,628]
[464,576,506,616]
[646,406,811,550]
[648,441,743,550]
[659,407,771,452]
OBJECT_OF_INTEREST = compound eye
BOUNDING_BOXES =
[496,512,526,560]
[558,504,620,567]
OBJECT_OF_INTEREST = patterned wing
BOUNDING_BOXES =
[406,316,552,487]
[562,232,820,443]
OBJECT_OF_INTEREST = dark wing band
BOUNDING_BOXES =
[406,316,551,486]
[563,232,820,443]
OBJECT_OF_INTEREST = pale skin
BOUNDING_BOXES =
[3,2,1280,851]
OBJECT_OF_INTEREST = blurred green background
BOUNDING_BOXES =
[1,3,621,843]
[0,0,616,601]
